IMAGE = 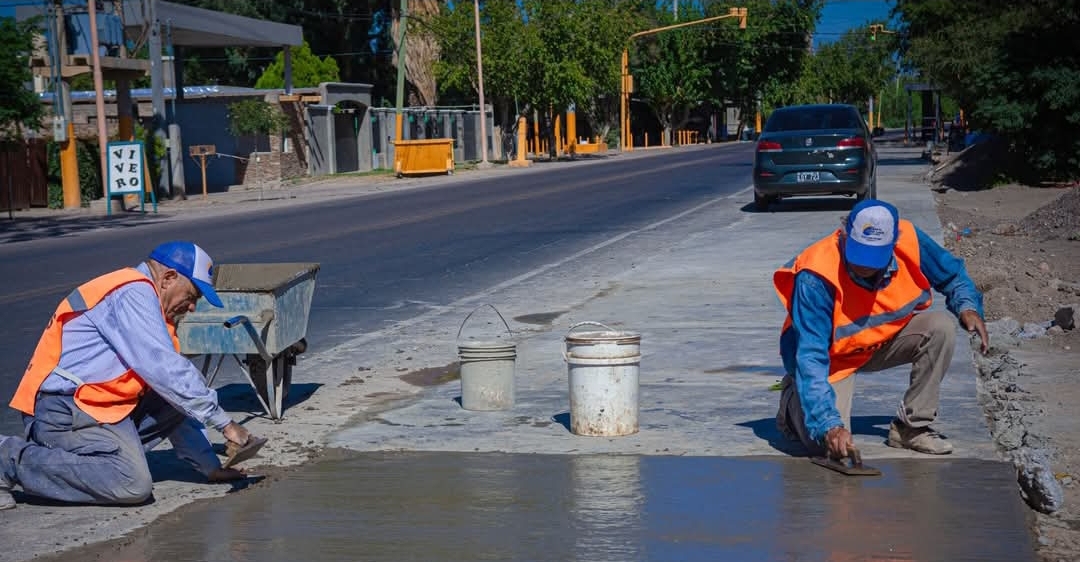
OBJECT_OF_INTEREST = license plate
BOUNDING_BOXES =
[796,171,820,183]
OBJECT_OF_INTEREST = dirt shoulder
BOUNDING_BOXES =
[931,156,1080,561]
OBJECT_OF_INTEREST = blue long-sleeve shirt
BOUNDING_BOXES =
[779,226,984,442]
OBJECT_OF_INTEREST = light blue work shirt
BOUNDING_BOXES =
[37,262,232,473]
[779,226,984,443]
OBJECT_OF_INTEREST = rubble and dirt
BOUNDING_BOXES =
[932,166,1080,562]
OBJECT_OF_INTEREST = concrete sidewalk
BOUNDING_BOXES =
[322,145,998,461]
[0,144,1004,562]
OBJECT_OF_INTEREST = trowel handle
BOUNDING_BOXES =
[848,445,864,467]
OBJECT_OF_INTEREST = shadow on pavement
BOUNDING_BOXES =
[739,414,896,457]
[737,417,809,456]
[849,415,893,441]
[552,412,571,432]
[740,197,859,214]
[0,213,172,244]
[214,382,322,421]
[876,156,930,167]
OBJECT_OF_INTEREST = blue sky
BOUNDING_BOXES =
[814,0,896,48]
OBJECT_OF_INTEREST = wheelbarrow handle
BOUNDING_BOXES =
[223,312,275,362]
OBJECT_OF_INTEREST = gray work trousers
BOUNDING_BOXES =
[0,390,212,505]
[776,310,957,456]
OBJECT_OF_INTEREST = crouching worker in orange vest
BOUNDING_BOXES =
[0,241,264,510]
[773,200,989,462]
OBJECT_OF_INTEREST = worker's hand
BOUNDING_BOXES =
[222,421,251,447]
[208,467,248,483]
[960,309,989,355]
[824,426,854,460]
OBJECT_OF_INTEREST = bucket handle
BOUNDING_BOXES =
[457,304,513,342]
[565,321,616,336]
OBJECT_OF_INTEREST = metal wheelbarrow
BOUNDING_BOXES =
[177,262,320,421]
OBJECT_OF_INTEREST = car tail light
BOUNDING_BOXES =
[837,137,866,149]
[757,140,782,152]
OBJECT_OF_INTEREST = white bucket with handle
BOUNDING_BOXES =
[457,304,516,411]
[564,321,641,437]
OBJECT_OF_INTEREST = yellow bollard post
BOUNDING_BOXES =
[645,132,649,147]
[554,114,562,156]
[510,116,532,168]
[566,106,577,150]
[60,122,80,209]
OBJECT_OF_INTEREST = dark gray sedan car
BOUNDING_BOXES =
[752,104,877,211]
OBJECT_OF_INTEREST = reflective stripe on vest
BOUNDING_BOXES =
[773,219,933,383]
[8,267,179,424]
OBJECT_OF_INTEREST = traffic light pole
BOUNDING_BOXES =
[619,8,747,152]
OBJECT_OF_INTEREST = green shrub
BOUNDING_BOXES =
[44,138,100,208]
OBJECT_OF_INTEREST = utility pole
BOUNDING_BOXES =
[394,0,407,142]
[673,0,678,20]
[87,0,120,212]
[55,1,81,209]
[147,0,171,198]
[473,0,490,167]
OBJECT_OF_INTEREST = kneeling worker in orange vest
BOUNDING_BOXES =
[0,241,264,510]
[773,200,989,461]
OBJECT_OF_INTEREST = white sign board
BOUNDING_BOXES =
[106,141,145,194]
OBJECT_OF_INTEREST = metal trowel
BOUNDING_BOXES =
[810,445,882,476]
[222,435,268,469]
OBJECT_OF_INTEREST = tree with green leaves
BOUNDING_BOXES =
[803,22,896,108]
[228,98,289,152]
[893,0,1080,181]
[703,0,824,134]
[254,40,340,89]
[631,4,713,145]
[0,16,44,139]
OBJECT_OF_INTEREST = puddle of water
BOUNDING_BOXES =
[398,362,460,386]
[513,311,567,325]
[55,453,1035,562]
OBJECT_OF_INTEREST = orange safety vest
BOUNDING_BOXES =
[773,219,933,383]
[9,267,180,424]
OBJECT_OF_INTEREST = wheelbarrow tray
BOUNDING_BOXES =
[177,263,320,357]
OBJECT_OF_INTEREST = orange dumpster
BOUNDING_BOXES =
[392,138,455,178]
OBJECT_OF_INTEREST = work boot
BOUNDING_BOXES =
[0,437,14,510]
[886,420,953,455]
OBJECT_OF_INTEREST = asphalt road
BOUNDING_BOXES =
[0,144,753,437]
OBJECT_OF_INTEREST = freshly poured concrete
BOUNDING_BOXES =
[50,452,1034,562]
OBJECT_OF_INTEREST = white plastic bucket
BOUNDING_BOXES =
[564,321,641,437]
[457,305,516,411]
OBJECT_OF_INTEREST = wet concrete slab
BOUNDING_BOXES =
[50,452,1035,562]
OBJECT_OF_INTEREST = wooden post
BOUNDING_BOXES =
[188,145,216,200]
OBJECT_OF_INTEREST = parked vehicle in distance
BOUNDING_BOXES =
[752,103,877,211]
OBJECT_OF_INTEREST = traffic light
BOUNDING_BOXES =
[869,24,883,41]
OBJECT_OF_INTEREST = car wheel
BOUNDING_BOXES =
[754,192,773,211]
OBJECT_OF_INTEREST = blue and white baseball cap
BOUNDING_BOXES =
[148,241,223,307]
[844,199,899,270]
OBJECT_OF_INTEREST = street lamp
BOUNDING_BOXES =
[620,7,747,151]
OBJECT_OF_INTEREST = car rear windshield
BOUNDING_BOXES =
[764,107,862,132]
